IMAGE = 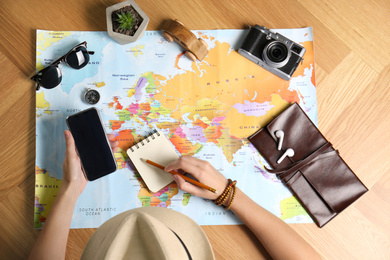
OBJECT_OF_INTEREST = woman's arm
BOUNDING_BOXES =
[229,188,322,260]
[28,130,118,260]
[28,130,87,260]
[28,182,81,260]
[165,156,322,260]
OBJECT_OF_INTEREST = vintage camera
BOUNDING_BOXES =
[238,25,306,81]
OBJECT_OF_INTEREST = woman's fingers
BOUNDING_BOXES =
[165,156,202,177]
[173,175,216,199]
[64,130,78,159]
[107,134,119,153]
[166,156,227,200]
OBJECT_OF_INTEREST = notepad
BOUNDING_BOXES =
[126,131,179,193]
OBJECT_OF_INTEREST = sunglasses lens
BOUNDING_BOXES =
[66,46,90,69]
[38,66,62,89]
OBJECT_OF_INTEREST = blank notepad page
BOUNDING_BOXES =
[126,131,179,193]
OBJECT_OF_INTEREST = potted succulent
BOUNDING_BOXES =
[106,0,150,45]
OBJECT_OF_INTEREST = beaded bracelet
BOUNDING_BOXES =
[213,179,237,209]
[225,183,236,210]
[213,179,232,206]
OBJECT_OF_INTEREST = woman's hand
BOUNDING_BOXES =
[62,130,86,196]
[62,130,119,196]
[164,156,228,200]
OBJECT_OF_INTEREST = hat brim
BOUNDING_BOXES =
[85,207,214,260]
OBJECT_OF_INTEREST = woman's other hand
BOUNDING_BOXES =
[164,156,228,200]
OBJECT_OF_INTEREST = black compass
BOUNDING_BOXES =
[84,89,100,104]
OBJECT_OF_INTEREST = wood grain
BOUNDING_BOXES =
[1,0,389,259]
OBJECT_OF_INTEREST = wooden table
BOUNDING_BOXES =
[1,0,389,259]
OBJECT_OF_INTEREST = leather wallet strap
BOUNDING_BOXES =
[265,142,337,182]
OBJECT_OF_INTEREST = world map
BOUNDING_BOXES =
[35,28,316,228]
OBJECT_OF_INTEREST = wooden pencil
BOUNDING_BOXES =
[140,158,218,194]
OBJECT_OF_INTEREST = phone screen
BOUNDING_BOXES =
[66,108,117,181]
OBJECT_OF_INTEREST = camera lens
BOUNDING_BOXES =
[267,42,288,62]
[263,41,290,68]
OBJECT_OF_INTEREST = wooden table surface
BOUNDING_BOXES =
[1,0,389,259]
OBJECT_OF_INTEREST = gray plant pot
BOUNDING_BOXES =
[106,0,149,45]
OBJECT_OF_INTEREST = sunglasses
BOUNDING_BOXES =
[31,41,95,91]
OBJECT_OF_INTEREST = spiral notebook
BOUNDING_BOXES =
[126,131,179,193]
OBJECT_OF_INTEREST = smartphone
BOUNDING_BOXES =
[66,108,117,181]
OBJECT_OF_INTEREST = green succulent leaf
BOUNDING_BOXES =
[116,11,134,31]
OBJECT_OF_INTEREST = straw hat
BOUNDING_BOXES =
[81,207,215,260]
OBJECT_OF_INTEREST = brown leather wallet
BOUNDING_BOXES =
[248,103,368,227]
